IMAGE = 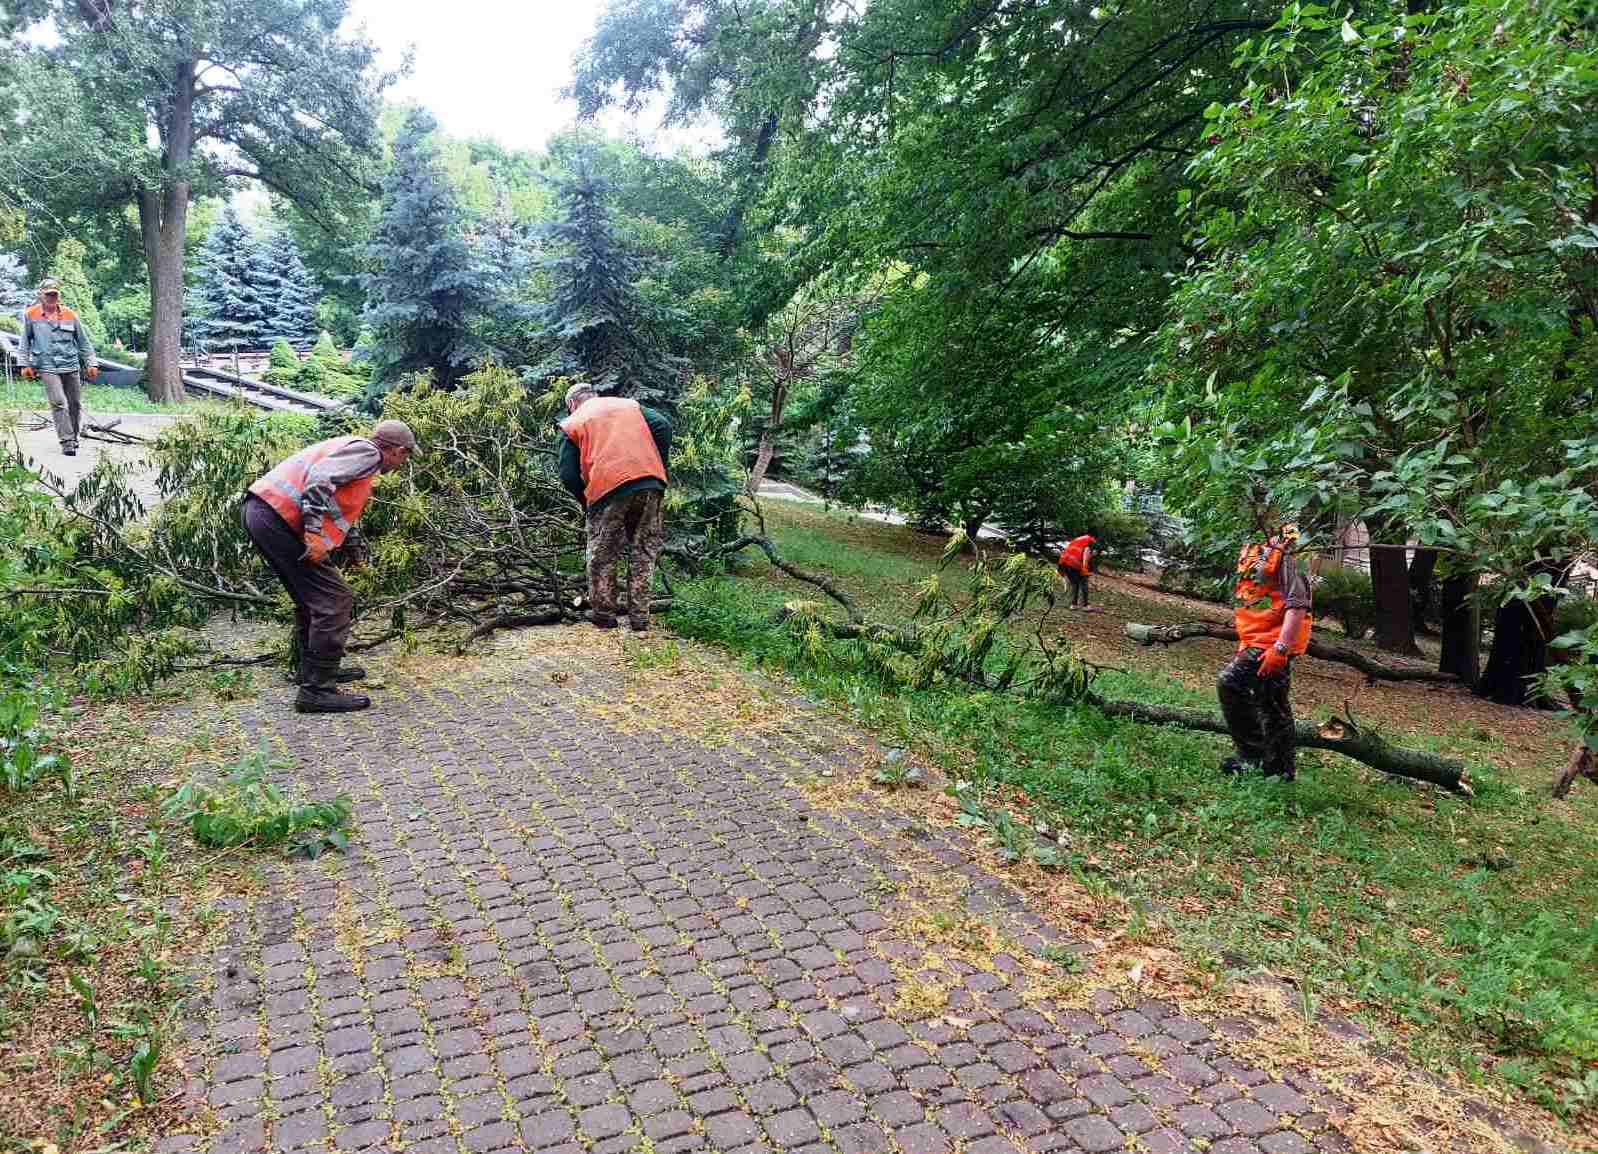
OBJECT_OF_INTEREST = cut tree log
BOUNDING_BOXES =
[1124,621,1458,684]
[1088,694,1471,795]
[1553,744,1598,800]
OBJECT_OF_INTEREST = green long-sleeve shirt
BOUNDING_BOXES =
[558,404,674,514]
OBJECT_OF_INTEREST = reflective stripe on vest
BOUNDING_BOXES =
[247,436,375,550]
[1059,535,1093,574]
[1232,541,1312,654]
[559,396,667,507]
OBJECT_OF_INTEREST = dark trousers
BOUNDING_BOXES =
[1217,648,1297,778]
[1065,570,1089,607]
[242,494,354,685]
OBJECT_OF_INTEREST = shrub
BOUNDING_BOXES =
[1556,595,1598,636]
[1315,566,1377,639]
[0,314,19,335]
[263,339,302,388]
[1093,508,1149,569]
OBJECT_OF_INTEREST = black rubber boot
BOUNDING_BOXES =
[628,615,649,633]
[295,685,371,713]
[293,665,366,685]
[591,610,619,629]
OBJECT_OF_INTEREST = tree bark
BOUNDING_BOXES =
[1477,593,1558,708]
[1437,571,1481,684]
[1409,547,1438,635]
[138,53,195,404]
[1122,621,1459,683]
[1368,520,1419,655]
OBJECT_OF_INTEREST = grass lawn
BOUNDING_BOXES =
[672,497,1598,1131]
[0,380,189,415]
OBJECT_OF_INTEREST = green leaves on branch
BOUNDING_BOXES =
[161,745,353,859]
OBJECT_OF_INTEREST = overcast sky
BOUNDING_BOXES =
[344,0,710,154]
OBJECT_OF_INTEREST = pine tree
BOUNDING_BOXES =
[361,108,491,399]
[259,228,321,347]
[49,238,109,345]
[534,154,678,403]
[187,206,269,353]
[0,250,29,316]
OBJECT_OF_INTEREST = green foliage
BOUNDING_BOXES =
[0,313,17,335]
[161,744,352,858]
[1315,568,1378,640]
[0,680,68,795]
[259,227,321,347]
[48,238,108,346]
[264,338,302,386]
[186,205,269,353]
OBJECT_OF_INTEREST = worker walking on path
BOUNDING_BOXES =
[1057,533,1097,609]
[242,420,418,714]
[18,278,98,456]
[559,383,673,632]
[1217,524,1313,780]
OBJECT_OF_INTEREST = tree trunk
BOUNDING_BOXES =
[1477,594,1558,708]
[1367,521,1419,655]
[747,428,777,496]
[137,54,195,404]
[1409,547,1439,635]
[1437,572,1481,684]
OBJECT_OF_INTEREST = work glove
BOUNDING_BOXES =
[84,366,98,381]
[1258,646,1290,679]
[301,536,331,566]
[20,367,35,380]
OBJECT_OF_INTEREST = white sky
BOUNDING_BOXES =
[344,0,713,155]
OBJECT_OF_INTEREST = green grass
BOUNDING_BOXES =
[0,380,188,415]
[679,500,1598,1121]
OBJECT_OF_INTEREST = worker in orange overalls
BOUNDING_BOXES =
[1057,533,1097,609]
[242,420,418,713]
[1217,523,1313,780]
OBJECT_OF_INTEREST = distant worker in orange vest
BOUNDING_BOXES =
[559,383,674,632]
[1217,523,1313,780]
[1057,533,1097,609]
[242,420,418,713]
[18,278,98,456]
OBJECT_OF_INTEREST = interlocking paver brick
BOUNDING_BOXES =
[1062,1114,1125,1153]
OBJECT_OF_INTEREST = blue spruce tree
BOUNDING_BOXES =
[361,108,491,400]
[187,205,269,353]
[259,227,321,348]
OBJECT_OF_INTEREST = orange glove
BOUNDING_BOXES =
[1258,646,1290,679]
[301,536,330,565]
[20,367,36,380]
[84,366,98,381]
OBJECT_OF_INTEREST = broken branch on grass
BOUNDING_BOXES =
[1124,621,1459,684]
[706,534,863,623]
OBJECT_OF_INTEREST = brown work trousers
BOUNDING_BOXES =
[587,488,665,625]
[242,494,356,685]
[41,370,83,449]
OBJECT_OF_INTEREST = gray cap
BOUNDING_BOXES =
[37,277,61,294]
[371,419,418,452]
[564,382,596,411]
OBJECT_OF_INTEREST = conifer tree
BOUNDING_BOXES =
[259,228,321,347]
[0,250,29,315]
[48,238,108,345]
[534,153,679,403]
[361,108,491,399]
[187,206,269,353]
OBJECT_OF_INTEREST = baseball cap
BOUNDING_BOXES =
[38,278,61,294]
[371,419,419,453]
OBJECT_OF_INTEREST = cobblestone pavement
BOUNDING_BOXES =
[162,629,1355,1154]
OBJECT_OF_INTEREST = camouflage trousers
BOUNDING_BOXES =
[1216,647,1297,779]
[587,489,664,625]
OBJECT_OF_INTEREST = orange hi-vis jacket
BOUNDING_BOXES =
[248,437,375,554]
[1232,540,1312,654]
[1059,535,1094,575]
[560,396,668,507]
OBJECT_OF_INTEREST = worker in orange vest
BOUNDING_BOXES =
[1217,523,1313,780]
[1057,534,1097,609]
[559,383,673,631]
[18,278,98,456]
[242,420,418,713]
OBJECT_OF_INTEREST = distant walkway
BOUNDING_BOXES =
[4,410,176,508]
[153,626,1369,1154]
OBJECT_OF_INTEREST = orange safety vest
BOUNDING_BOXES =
[1232,541,1312,654]
[559,396,667,507]
[248,436,376,553]
[1059,535,1095,574]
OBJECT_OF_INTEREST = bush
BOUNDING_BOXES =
[0,314,18,335]
[1315,566,1377,640]
[263,339,302,388]
[1556,595,1598,636]
[1093,508,1149,570]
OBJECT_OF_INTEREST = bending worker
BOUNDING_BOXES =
[1057,533,1096,609]
[559,383,673,632]
[242,421,418,713]
[18,278,98,456]
[1217,523,1313,780]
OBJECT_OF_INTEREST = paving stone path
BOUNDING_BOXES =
[161,629,1353,1154]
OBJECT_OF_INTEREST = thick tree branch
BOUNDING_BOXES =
[1124,621,1460,684]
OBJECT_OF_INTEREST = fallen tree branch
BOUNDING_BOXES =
[703,535,863,623]
[1554,744,1597,800]
[1124,621,1459,684]
[463,610,565,645]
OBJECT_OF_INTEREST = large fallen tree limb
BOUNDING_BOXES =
[1124,621,1459,684]
[768,606,1472,794]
